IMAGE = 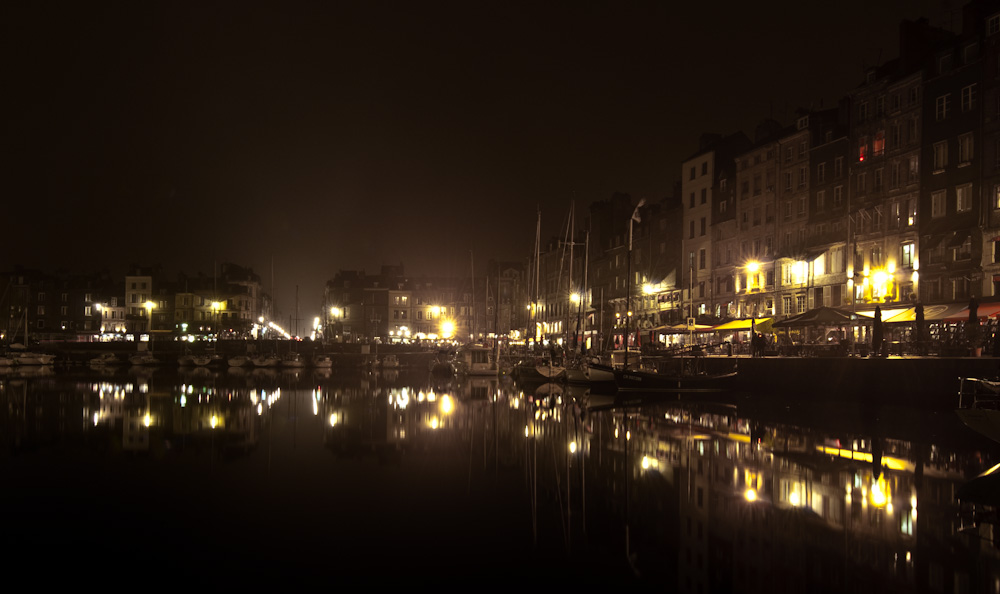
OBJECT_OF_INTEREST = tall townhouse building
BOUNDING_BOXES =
[774,123,813,316]
[921,20,983,303]
[681,137,718,320]
[634,186,685,331]
[733,120,785,318]
[124,266,157,334]
[687,134,750,321]
[588,193,639,349]
[981,4,1000,297]
[805,106,853,309]
[846,20,952,311]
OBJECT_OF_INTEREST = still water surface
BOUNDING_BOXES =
[2,364,999,590]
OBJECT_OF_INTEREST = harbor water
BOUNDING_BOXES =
[2,362,999,590]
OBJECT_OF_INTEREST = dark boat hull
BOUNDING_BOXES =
[614,368,739,392]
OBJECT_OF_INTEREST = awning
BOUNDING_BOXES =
[772,306,853,328]
[856,308,908,322]
[713,317,772,331]
[942,302,1000,322]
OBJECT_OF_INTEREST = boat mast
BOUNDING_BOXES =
[532,208,541,349]
[625,199,645,371]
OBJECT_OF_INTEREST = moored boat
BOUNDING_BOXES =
[613,367,739,393]
[89,352,120,368]
[252,354,279,368]
[228,355,252,367]
[311,354,333,368]
[957,377,1000,443]
[129,353,160,366]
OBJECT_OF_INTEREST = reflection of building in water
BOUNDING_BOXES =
[606,403,1000,593]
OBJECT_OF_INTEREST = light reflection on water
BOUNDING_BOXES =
[2,366,1000,589]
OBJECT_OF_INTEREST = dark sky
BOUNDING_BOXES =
[6,0,957,325]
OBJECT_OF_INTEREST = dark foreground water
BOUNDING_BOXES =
[3,363,1000,590]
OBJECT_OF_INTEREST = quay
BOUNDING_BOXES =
[669,353,1000,407]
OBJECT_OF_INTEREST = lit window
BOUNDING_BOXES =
[873,131,885,156]
[933,141,948,170]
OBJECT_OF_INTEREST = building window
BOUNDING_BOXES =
[689,221,695,239]
[859,102,869,123]
[962,84,977,111]
[933,141,948,170]
[958,133,974,163]
[700,188,707,204]
[994,184,1000,209]
[931,190,947,218]
[989,14,1000,36]
[859,137,868,162]
[857,172,866,193]
[798,196,807,216]
[816,190,825,211]
[689,192,695,208]
[37,305,45,315]
[701,162,708,175]
[689,166,695,180]
[902,242,915,268]
[874,168,883,191]
[909,156,919,181]
[700,217,706,236]
[817,162,825,183]
[798,166,806,187]
[873,130,885,156]
[699,249,706,270]
[833,186,843,207]
[935,94,951,120]
[890,162,900,188]
[957,184,973,212]
[834,157,843,178]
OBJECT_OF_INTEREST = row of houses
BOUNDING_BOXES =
[682,4,1000,327]
[0,263,272,342]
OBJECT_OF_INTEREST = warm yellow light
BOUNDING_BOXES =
[144,301,155,311]
[210,415,218,429]
[643,283,654,295]
[432,306,441,316]
[441,320,455,339]
[329,413,339,426]
[871,476,888,507]
[745,488,757,502]
[569,441,577,453]
[789,491,800,507]
[746,261,760,274]
[440,395,454,415]
[429,416,440,429]
[143,413,151,427]
[570,293,580,304]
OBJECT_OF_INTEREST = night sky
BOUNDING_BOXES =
[6,1,955,323]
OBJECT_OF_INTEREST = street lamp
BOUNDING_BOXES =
[144,301,156,340]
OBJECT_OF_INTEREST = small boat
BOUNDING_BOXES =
[311,354,333,368]
[177,353,195,366]
[613,367,739,393]
[129,353,160,366]
[191,354,214,366]
[89,352,120,368]
[252,354,279,368]
[455,344,497,376]
[281,352,306,368]
[228,355,252,368]
[957,377,1000,443]
[12,352,57,366]
[378,354,400,369]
